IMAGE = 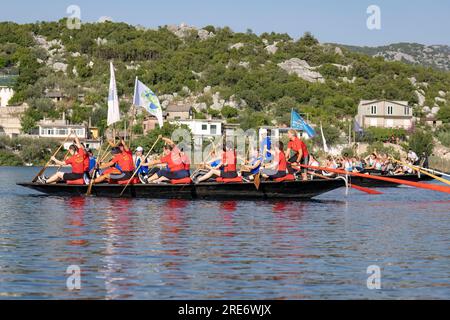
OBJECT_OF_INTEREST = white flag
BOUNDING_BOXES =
[321,123,329,153]
[107,62,121,126]
[133,77,164,128]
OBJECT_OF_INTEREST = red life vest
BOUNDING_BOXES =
[83,151,89,172]
[222,150,237,172]
[277,150,287,172]
[112,150,135,172]
[161,148,185,172]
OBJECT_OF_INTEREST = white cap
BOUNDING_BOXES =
[136,146,144,152]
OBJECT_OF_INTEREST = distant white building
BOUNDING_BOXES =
[37,117,99,150]
[38,118,87,139]
[0,87,14,107]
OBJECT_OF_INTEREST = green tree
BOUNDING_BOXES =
[408,130,434,156]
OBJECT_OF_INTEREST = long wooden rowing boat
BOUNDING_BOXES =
[345,172,436,188]
[17,179,345,200]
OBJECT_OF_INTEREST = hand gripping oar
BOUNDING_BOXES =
[119,136,161,197]
[86,144,110,196]
[392,158,450,187]
[32,133,72,182]
[309,171,383,195]
[299,164,450,195]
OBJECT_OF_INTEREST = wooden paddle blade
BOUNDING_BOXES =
[350,184,383,195]
[254,173,261,190]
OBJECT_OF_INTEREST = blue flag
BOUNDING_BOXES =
[291,110,316,138]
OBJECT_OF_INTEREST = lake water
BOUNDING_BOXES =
[0,167,449,299]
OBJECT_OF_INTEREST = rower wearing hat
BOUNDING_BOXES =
[133,146,150,182]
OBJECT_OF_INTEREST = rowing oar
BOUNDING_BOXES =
[86,144,110,196]
[32,133,72,182]
[299,164,450,195]
[119,135,161,197]
[421,167,450,179]
[309,171,383,195]
[392,158,450,187]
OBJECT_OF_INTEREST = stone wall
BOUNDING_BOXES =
[0,105,27,137]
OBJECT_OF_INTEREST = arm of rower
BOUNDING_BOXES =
[162,137,175,147]
[248,160,261,170]
[73,133,83,149]
[120,138,130,152]
[51,157,66,166]
[99,160,116,170]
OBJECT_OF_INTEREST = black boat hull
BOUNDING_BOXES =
[348,173,435,188]
[17,179,345,200]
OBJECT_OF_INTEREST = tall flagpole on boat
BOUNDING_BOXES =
[86,61,121,196]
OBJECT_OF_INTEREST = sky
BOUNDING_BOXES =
[1,0,449,46]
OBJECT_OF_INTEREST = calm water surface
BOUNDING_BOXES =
[0,167,449,299]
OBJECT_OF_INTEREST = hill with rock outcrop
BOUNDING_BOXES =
[0,20,449,148]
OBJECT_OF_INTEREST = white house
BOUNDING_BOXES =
[355,100,413,129]
[0,87,14,107]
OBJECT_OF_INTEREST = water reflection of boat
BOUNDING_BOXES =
[17,179,345,200]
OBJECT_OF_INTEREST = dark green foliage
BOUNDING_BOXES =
[0,150,23,166]
[408,130,434,155]
[360,127,407,143]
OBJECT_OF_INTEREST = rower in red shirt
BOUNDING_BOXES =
[95,138,136,183]
[144,136,190,183]
[286,129,309,180]
[39,134,86,184]
[196,141,237,183]
[261,141,287,180]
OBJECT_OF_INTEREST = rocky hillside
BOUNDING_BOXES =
[337,43,450,71]
[0,20,449,137]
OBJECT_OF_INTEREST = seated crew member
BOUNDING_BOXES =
[286,129,309,180]
[306,153,320,177]
[144,137,189,184]
[240,149,262,179]
[180,147,191,176]
[196,141,238,183]
[38,134,86,184]
[87,149,96,173]
[94,138,135,183]
[133,146,150,183]
[322,156,338,177]
[191,150,222,181]
[261,141,287,180]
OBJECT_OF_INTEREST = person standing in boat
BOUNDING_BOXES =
[286,129,309,180]
[38,134,86,184]
[143,137,190,184]
[261,141,287,180]
[94,138,135,184]
[196,141,238,183]
[407,149,419,165]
